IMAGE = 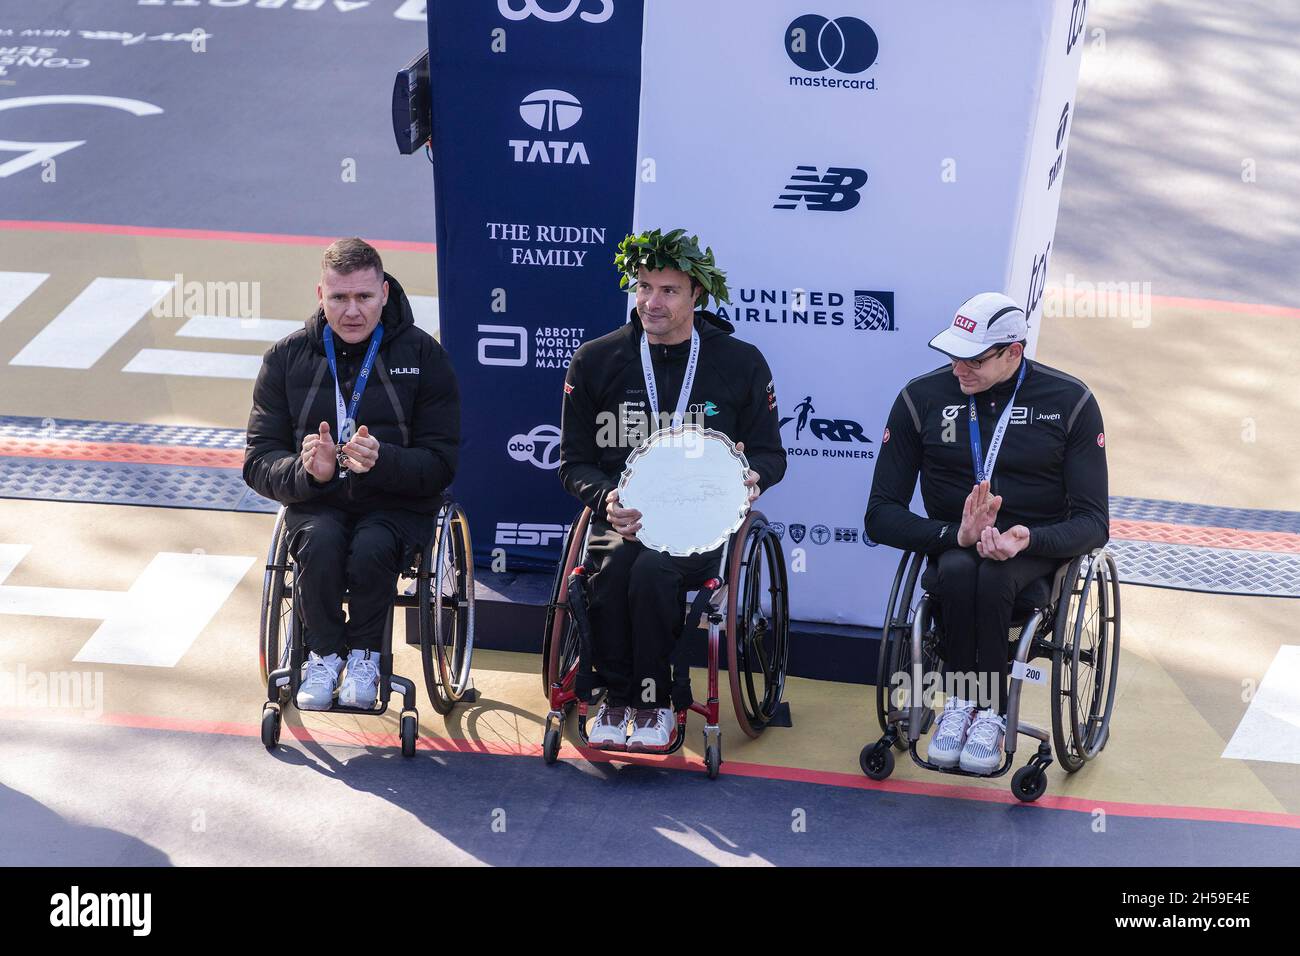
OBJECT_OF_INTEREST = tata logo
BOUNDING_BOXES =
[1048,102,1070,190]
[495,522,570,547]
[774,166,867,212]
[785,15,878,74]
[498,0,613,24]
[781,396,872,443]
[507,424,562,469]
[953,314,977,333]
[511,89,589,164]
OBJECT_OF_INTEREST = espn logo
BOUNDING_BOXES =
[953,315,977,333]
[495,522,571,547]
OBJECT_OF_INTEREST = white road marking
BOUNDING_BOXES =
[123,348,263,380]
[9,277,172,369]
[0,271,49,324]
[176,315,301,342]
[409,295,439,339]
[1222,645,1300,765]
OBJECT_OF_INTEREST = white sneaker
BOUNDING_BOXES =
[626,708,675,752]
[927,696,976,768]
[587,702,631,750]
[297,652,343,711]
[338,649,382,709]
[960,708,1007,775]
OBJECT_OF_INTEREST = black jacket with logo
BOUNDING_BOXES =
[243,273,460,516]
[864,358,1108,559]
[560,308,787,520]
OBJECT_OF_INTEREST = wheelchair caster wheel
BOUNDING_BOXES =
[400,711,418,758]
[860,743,894,780]
[543,724,561,765]
[704,740,721,780]
[261,704,281,749]
[1012,764,1048,802]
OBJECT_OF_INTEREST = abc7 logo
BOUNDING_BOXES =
[498,0,613,24]
[785,14,879,74]
[508,424,562,470]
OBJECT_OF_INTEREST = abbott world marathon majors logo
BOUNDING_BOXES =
[779,394,875,461]
[508,424,562,469]
[715,288,894,332]
[511,89,589,165]
[784,13,879,91]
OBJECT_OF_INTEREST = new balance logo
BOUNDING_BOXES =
[774,166,868,212]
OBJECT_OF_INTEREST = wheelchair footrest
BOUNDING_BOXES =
[765,702,793,728]
[460,686,479,704]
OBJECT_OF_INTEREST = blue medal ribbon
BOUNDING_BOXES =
[323,323,383,477]
[968,359,1025,484]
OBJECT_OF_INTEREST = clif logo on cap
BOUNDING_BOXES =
[953,315,977,333]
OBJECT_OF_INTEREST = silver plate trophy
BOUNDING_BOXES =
[617,425,751,557]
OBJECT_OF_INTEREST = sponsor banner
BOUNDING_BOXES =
[635,1,1074,625]
[428,0,644,569]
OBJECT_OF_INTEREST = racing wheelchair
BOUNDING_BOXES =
[258,494,476,756]
[859,547,1120,802]
[541,506,791,779]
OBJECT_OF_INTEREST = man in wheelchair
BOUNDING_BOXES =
[865,292,1108,774]
[558,229,786,751]
[244,238,460,711]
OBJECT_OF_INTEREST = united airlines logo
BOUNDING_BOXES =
[773,166,867,212]
[854,291,895,331]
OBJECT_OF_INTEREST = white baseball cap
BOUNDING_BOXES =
[928,292,1028,360]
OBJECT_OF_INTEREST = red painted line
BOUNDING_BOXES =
[1112,518,1300,555]
[4,437,242,469]
[6,706,1299,832]
[0,219,437,254]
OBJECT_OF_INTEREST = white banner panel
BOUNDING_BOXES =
[634,0,1083,625]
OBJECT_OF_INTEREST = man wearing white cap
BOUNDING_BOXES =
[865,292,1109,775]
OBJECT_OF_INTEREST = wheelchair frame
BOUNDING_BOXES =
[540,506,791,779]
[257,495,476,757]
[860,547,1121,802]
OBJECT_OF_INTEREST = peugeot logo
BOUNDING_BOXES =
[519,89,583,133]
[785,15,879,74]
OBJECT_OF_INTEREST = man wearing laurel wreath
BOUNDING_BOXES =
[559,229,787,751]
[244,239,461,712]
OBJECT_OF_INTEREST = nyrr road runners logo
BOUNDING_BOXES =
[511,89,589,164]
[780,395,875,460]
[785,14,879,90]
[508,424,562,469]
[854,291,895,331]
[774,166,867,212]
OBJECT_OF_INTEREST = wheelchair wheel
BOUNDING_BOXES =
[875,551,927,742]
[859,742,895,780]
[400,711,418,758]
[725,511,790,739]
[542,723,562,764]
[542,508,590,699]
[420,501,475,715]
[261,704,281,749]
[1012,763,1048,802]
[258,509,293,703]
[1051,550,1122,773]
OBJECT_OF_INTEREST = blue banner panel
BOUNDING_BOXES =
[427,0,643,570]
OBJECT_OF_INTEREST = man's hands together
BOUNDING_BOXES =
[300,421,380,482]
[958,479,1029,560]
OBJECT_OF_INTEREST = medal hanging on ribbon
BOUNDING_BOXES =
[640,325,700,432]
[323,324,383,478]
[968,360,1026,484]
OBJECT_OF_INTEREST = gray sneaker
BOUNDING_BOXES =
[927,696,976,768]
[339,649,382,709]
[960,708,1007,775]
[587,702,631,750]
[296,652,343,711]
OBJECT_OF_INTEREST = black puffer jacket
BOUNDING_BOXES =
[243,273,459,515]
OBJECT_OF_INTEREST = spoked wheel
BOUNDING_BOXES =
[876,552,922,735]
[1051,550,1122,773]
[882,564,943,751]
[542,509,590,698]
[726,512,790,739]
[258,509,293,704]
[420,502,475,715]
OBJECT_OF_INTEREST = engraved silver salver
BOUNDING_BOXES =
[616,425,750,556]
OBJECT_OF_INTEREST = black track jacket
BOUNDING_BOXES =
[243,273,459,516]
[864,358,1108,559]
[560,308,786,520]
